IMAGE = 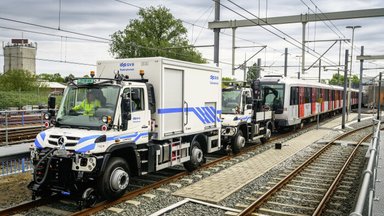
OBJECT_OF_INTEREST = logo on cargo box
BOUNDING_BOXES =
[210,74,219,85]
[120,62,135,72]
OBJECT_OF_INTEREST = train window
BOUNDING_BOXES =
[325,89,329,101]
[304,87,311,103]
[290,87,298,105]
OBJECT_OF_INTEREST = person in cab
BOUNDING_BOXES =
[72,90,101,116]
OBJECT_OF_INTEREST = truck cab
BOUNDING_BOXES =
[221,82,273,153]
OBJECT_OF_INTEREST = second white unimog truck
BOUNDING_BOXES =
[220,80,274,153]
[28,57,222,206]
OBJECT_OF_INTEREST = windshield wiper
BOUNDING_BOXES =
[78,126,91,130]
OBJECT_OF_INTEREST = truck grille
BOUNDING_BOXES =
[48,135,80,147]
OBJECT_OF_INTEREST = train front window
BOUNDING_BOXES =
[260,83,284,113]
[222,89,241,114]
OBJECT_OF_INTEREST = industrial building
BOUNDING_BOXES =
[3,39,37,74]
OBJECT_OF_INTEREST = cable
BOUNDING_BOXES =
[307,0,346,38]
[0,26,109,44]
[0,16,110,41]
[113,0,276,50]
[221,0,339,67]
[0,54,96,66]
[300,0,344,39]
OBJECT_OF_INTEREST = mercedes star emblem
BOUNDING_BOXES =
[57,136,67,146]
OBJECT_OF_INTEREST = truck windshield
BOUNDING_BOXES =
[56,85,120,129]
[222,89,241,114]
[260,83,284,114]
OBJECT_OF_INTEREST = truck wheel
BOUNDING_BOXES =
[260,126,272,144]
[98,157,130,200]
[184,141,204,172]
[232,130,245,154]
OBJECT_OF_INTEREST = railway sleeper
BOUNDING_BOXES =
[305,165,343,173]
[261,201,315,215]
[271,195,320,207]
[279,189,324,199]
[324,208,343,216]
[257,207,307,216]
[268,180,330,188]
[285,184,327,193]
[297,171,338,179]
[290,176,333,184]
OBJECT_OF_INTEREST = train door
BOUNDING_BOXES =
[335,90,339,108]
[328,89,332,110]
[321,89,325,112]
[299,87,304,118]
[289,86,299,122]
[311,87,316,115]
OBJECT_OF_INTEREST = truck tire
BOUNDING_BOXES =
[260,125,272,144]
[232,130,245,154]
[97,157,130,200]
[184,141,204,172]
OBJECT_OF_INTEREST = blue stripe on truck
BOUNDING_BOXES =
[158,107,222,124]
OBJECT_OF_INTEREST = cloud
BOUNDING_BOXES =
[0,0,383,80]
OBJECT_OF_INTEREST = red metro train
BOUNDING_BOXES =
[255,75,359,130]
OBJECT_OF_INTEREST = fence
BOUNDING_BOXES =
[0,156,33,177]
[350,119,381,216]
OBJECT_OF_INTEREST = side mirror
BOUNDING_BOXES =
[48,96,56,117]
[121,94,132,130]
[48,96,56,109]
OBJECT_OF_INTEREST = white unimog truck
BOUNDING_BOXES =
[221,80,274,153]
[28,57,222,206]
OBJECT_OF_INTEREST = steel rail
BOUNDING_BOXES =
[0,114,341,215]
[238,124,372,215]
[70,156,230,216]
[0,195,60,216]
[313,132,372,215]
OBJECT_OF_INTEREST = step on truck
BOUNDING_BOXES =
[221,80,274,153]
[28,57,222,206]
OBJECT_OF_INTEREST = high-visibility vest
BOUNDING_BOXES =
[73,99,101,116]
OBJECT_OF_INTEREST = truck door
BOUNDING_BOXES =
[242,90,252,119]
[164,68,184,135]
[123,86,150,144]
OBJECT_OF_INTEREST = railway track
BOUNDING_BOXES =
[0,113,358,215]
[0,125,43,145]
[0,153,229,216]
[236,125,373,216]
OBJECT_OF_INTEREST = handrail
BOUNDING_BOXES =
[350,119,381,216]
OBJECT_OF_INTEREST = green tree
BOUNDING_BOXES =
[110,6,206,63]
[329,73,359,88]
[38,73,65,83]
[246,63,260,84]
[0,69,39,91]
[222,77,236,88]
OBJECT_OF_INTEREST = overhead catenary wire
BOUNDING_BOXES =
[0,26,109,44]
[0,54,96,66]
[220,0,340,67]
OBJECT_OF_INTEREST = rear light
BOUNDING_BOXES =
[44,121,50,128]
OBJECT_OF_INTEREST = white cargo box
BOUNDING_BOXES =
[97,57,222,141]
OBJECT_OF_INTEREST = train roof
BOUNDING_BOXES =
[259,75,358,92]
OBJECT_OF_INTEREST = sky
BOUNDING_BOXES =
[0,0,383,81]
